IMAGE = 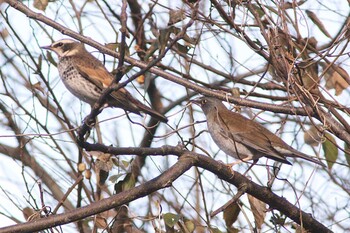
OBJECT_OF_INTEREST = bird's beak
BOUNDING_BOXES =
[40,45,53,50]
[191,97,204,106]
[190,98,200,106]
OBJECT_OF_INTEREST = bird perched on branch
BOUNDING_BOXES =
[41,39,167,122]
[192,97,324,167]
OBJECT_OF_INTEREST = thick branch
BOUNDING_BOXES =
[0,149,331,233]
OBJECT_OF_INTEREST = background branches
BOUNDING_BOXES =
[0,0,349,232]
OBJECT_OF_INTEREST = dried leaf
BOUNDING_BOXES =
[293,223,312,233]
[0,28,9,38]
[26,210,42,221]
[307,36,318,48]
[223,201,241,227]
[248,195,266,229]
[322,133,338,170]
[305,10,332,38]
[105,42,130,56]
[33,0,48,11]
[96,153,113,171]
[22,207,35,220]
[32,81,45,94]
[95,215,108,229]
[282,0,306,9]
[168,9,186,25]
[323,64,350,96]
[304,125,322,146]
[231,87,240,98]
[95,153,113,185]
[300,62,320,93]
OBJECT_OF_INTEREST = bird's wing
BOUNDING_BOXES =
[75,57,167,121]
[75,64,112,89]
[76,62,135,104]
[216,110,288,162]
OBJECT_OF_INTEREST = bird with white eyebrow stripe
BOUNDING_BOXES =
[41,39,167,123]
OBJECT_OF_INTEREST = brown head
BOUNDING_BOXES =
[192,96,227,116]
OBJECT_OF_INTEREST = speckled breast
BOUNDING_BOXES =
[58,57,102,105]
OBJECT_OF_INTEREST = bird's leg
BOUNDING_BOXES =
[226,156,254,167]
[226,157,256,176]
[242,159,258,176]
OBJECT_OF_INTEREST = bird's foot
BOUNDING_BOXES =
[83,115,96,128]
[216,160,241,176]
[224,159,258,176]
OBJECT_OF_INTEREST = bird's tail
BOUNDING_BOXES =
[134,102,168,123]
[292,150,325,167]
[109,87,168,123]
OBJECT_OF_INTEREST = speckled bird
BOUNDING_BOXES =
[41,39,167,122]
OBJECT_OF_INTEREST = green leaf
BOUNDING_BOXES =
[121,159,131,168]
[209,227,223,233]
[174,42,190,54]
[344,143,350,166]
[322,133,338,170]
[46,51,57,67]
[251,4,266,18]
[227,227,240,233]
[108,173,125,183]
[158,28,172,54]
[183,218,195,232]
[122,173,136,190]
[37,54,42,73]
[114,180,123,194]
[144,40,159,60]
[113,173,136,194]
[163,213,180,228]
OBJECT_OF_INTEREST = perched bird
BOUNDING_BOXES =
[41,39,167,122]
[193,97,324,166]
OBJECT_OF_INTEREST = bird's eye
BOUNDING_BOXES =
[54,42,64,48]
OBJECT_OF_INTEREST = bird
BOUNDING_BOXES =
[192,96,324,167]
[41,39,167,122]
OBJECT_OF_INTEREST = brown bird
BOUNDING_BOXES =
[41,39,167,122]
[193,97,324,166]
